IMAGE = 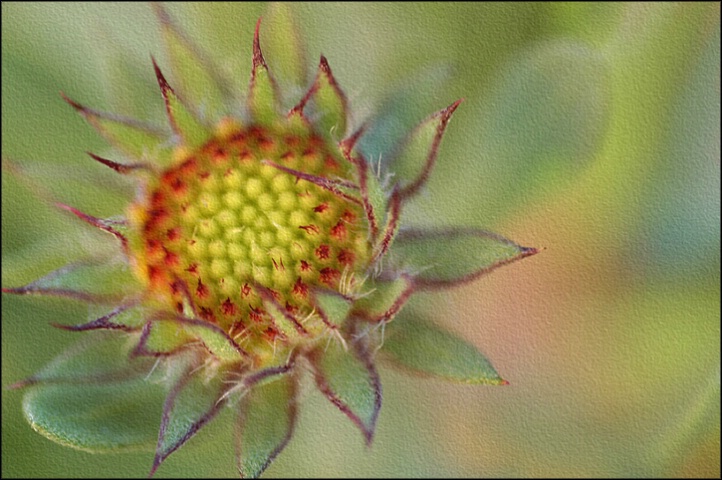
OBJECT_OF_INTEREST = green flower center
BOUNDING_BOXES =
[130,120,370,349]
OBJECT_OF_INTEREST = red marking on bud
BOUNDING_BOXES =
[258,136,275,151]
[337,249,355,266]
[229,321,246,338]
[272,257,285,271]
[309,135,325,148]
[241,283,252,298]
[330,221,347,240]
[324,155,339,170]
[180,158,198,175]
[341,210,356,223]
[320,267,340,286]
[300,260,312,272]
[249,306,264,323]
[222,298,237,317]
[280,151,294,162]
[285,302,298,315]
[199,171,211,180]
[196,278,209,299]
[299,224,320,235]
[292,277,308,298]
[229,131,246,145]
[167,227,181,241]
[263,326,279,342]
[313,202,329,213]
[186,263,199,275]
[170,177,187,194]
[301,147,316,159]
[164,249,180,267]
[248,126,265,138]
[238,150,253,162]
[146,239,162,256]
[315,244,330,260]
[148,265,164,285]
[223,168,234,177]
[151,191,165,206]
[199,307,217,323]
[211,146,228,164]
[284,135,300,147]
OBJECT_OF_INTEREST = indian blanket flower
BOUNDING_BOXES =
[4,5,538,478]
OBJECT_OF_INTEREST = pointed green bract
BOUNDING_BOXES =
[154,365,226,471]
[360,157,389,238]
[184,320,249,363]
[263,2,308,89]
[154,60,211,148]
[352,275,413,321]
[312,340,380,443]
[383,315,506,385]
[309,57,348,139]
[140,317,249,362]
[249,67,278,125]
[393,100,461,198]
[359,64,453,173]
[139,320,193,355]
[390,227,538,288]
[236,374,296,478]
[63,95,168,162]
[248,21,279,126]
[154,3,231,117]
[60,303,148,331]
[3,258,142,303]
[314,289,352,328]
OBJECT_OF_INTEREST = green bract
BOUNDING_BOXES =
[3,4,538,478]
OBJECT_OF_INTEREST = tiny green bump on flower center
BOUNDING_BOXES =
[129,118,371,356]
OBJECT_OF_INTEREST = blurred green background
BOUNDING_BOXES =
[2,2,719,477]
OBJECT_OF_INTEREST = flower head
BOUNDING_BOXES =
[4,6,538,477]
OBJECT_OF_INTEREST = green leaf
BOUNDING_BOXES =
[262,2,308,90]
[383,314,507,385]
[23,381,165,453]
[236,373,297,478]
[152,361,226,475]
[390,227,539,289]
[310,339,381,444]
[153,59,211,148]
[18,332,164,453]
[61,93,169,162]
[153,3,233,118]
[2,257,143,304]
